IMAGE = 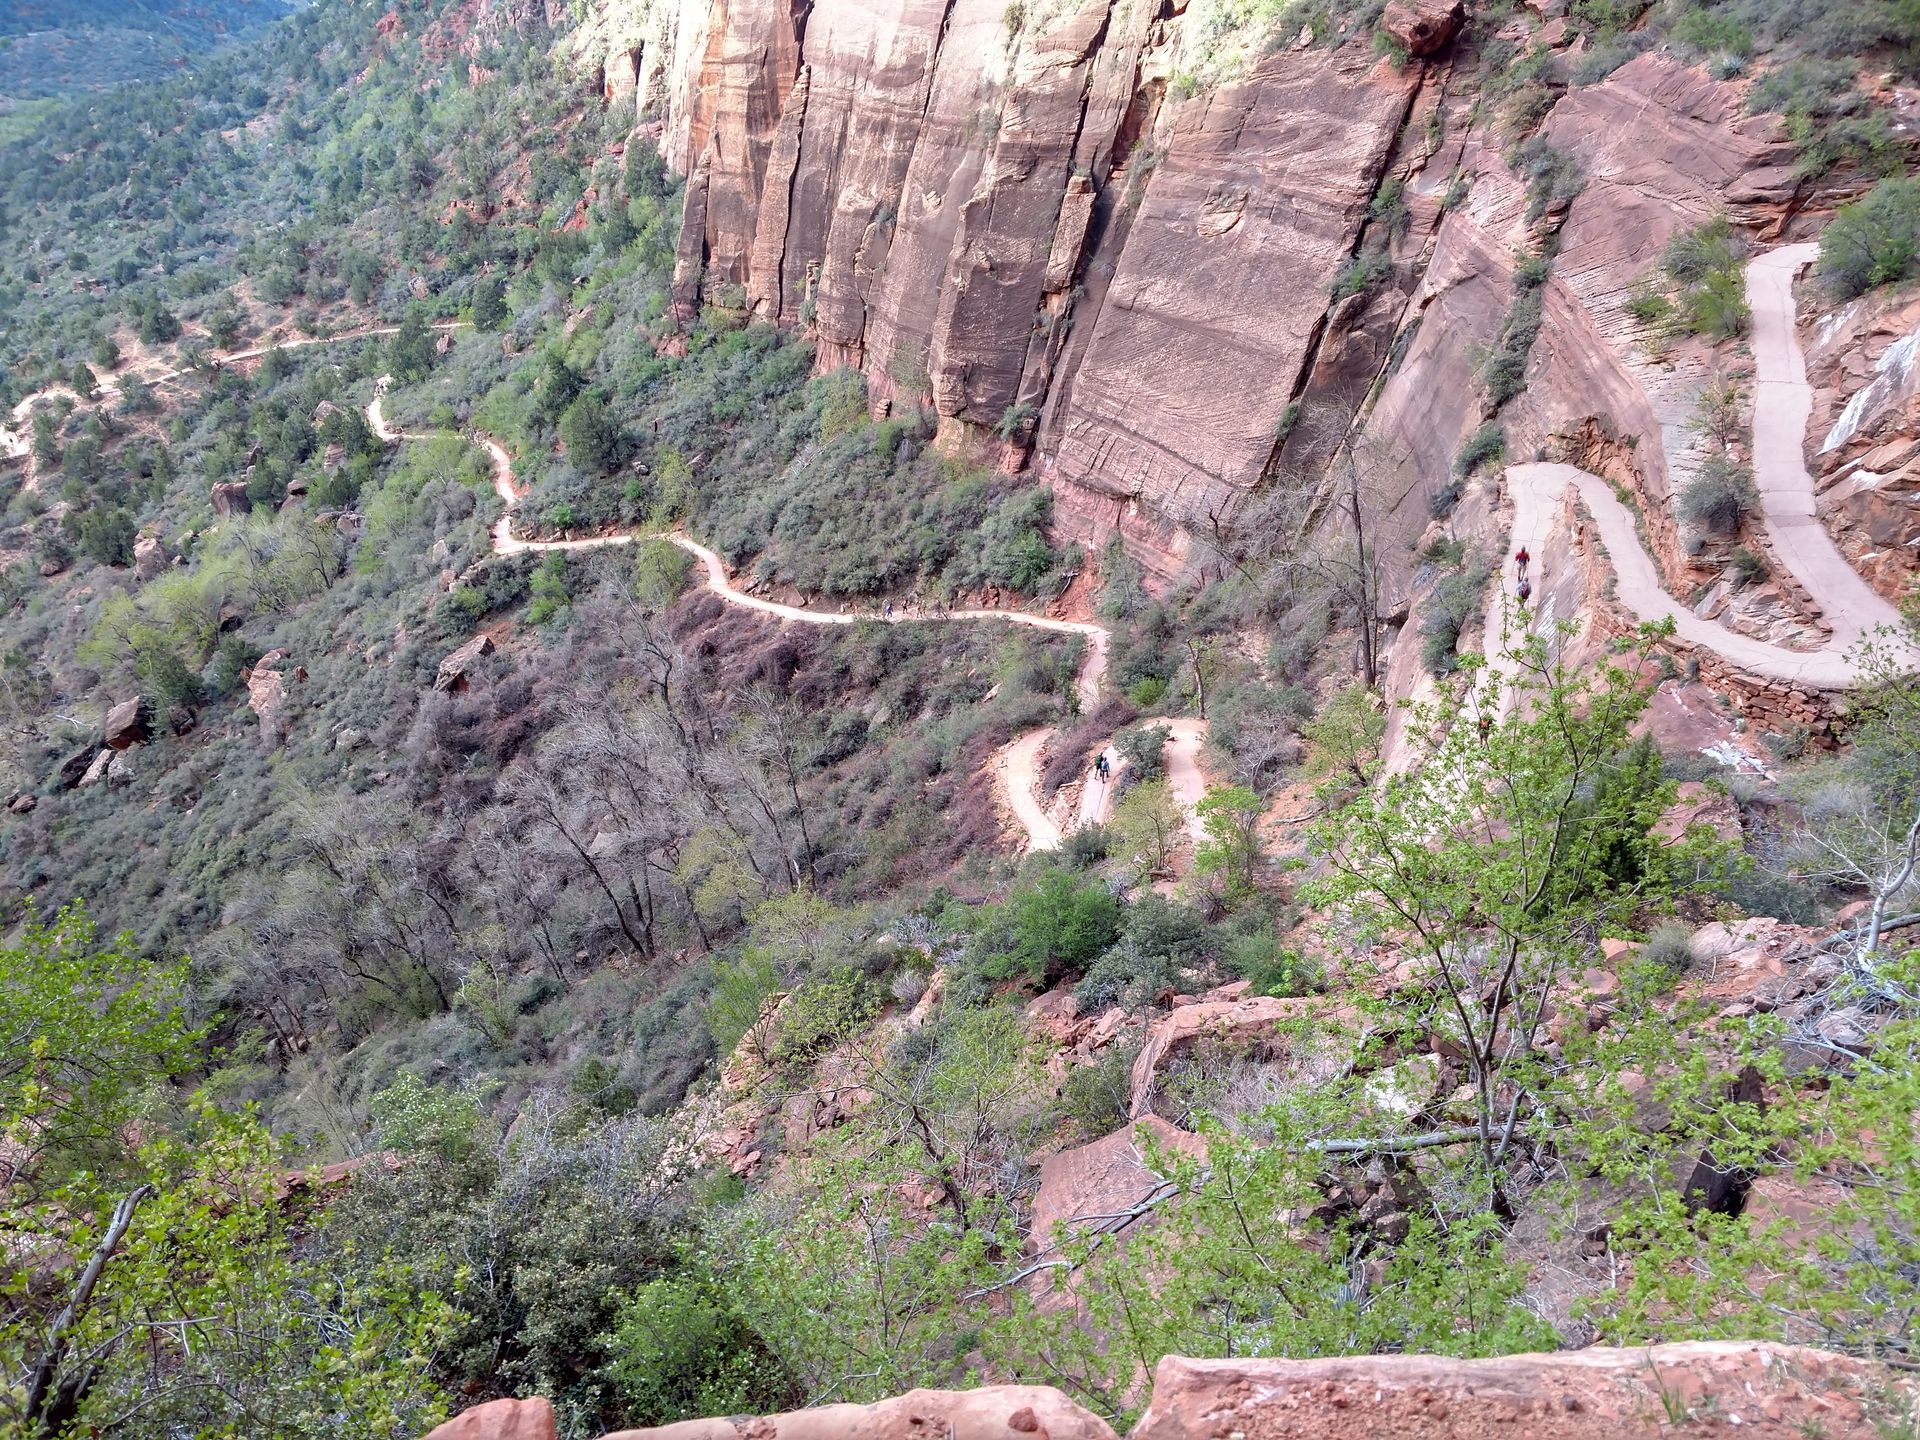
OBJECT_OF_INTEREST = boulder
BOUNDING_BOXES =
[6,793,35,814]
[54,745,98,790]
[132,534,167,582]
[77,749,113,788]
[106,751,135,788]
[1379,0,1463,55]
[420,1397,556,1440]
[1651,781,1742,846]
[1027,1116,1207,1254]
[435,633,495,693]
[247,663,293,746]
[104,697,150,750]
[1025,988,1084,1045]
[1128,995,1349,1118]
[602,1386,1116,1440]
[210,482,252,516]
[1131,1345,1902,1438]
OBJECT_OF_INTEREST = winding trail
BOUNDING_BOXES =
[1491,244,1913,700]
[2,322,459,472]
[369,381,1198,855]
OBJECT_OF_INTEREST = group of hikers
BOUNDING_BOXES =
[1514,546,1532,603]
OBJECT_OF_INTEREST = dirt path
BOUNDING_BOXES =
[3,323,459,477]
[370,383,1203,854]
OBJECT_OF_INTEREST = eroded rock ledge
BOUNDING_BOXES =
[429,1342,1914,1439]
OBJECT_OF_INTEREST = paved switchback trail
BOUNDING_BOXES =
[1496,243,1912,697]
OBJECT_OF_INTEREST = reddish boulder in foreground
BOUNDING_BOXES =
[603,1387,1116,1440]
[422,1397,556,1440]
[1131,1344,1907,1439]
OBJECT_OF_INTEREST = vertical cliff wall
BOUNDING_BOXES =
[573,0,1830,588]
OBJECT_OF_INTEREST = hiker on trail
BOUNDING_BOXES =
[884,601,894,621]
[1095,753,1111,782]
[1514,546,1530,580]
[1517,578,1533,604]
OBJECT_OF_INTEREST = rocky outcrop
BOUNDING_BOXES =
[104,696,151,750]
[246,651,303,747]
[1046,47,1419,564]
[132,534,167,582]
[210,482,252,517]
[1130,1345,1906,1438]
[1127,994,1352,1118]
[1804,288,1920,604]
[1027,1115,1204,1252]
[474,1343,1912,1439]
[605,1387,1115,1440]
[435,634,496,692]
[422,1396,556,1440]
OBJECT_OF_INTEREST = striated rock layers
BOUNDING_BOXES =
[634,0,1437,583]
[433,1343,1913,1438]
[574,0,1863,603]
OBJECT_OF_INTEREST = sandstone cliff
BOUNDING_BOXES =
[568,0,1884,594]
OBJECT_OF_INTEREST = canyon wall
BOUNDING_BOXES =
[573,0,1824,588]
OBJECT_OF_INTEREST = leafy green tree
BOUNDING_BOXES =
[388,304,437,382]
[533,350,583,421]
[1110,778,1182,875]
[559,390,623,474]
[0,910,449,1438]
[1819,176,1920,299]
[1304,620,1715,1193]
[1005,863,1121,986]
[0,904,198,1184]
[1194,784,1264,900]
[471,274,507,330]
[77,506,136,567]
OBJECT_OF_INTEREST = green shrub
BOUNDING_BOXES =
[1115,721,1170,782]
[1126,675,1168,709]
[772,968,880,1064]
[1514,138,1584,222]
[1818,177,1920,300]
[1657,216,1750,339]
[1481,287,1544,408]
[607,1272,794,1428]
[1419,565,1486,675]
[1329,245,1392,301]
[1676,454,1755,536]
[1454,422,1505,477]
[1729,546,1767,587]
[1633,922,1695,985]
[1059,1041,1140,1138]
[1670,4,1752,56]
[1001,865,1123,988]
[1226,927,1321,996]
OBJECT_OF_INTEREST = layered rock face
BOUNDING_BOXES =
[428,1343,1913,1438]
[592,0,1436,582]
[1805,286,1920,604]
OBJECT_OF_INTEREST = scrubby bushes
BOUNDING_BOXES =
[1454,422,1505,477]
[1677,453,1757,536]
[1419,561,1489,674]
[1819,176,1920,299]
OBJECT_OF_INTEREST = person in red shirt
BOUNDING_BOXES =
[1514,546,1530,581]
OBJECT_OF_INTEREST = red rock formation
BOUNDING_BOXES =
[1047,49,1418,567]
[481,1345,1914,1438]
[602,1387,1116,1440]
[422,1397,556,1440]
[1131,1345,1906,1438]
[1027,1115,1205,1252]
